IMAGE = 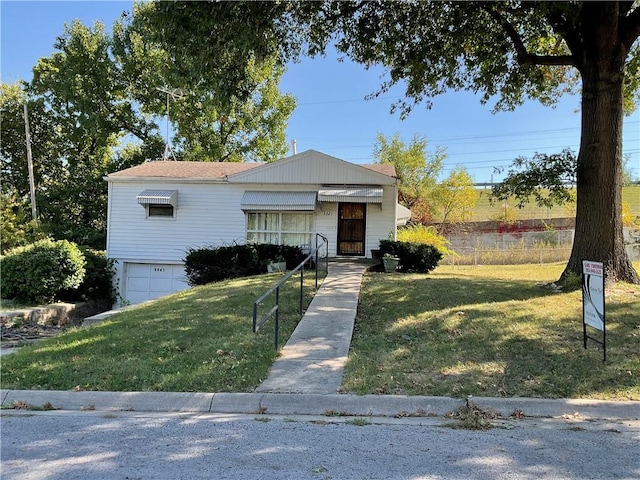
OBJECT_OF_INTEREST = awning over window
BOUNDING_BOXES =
[241,191,317,211]
[318,186,383,203]
[136,190,178,206]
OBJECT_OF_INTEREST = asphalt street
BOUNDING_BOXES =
[1,410,639,480]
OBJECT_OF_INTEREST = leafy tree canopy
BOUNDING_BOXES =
[156,0,637,283]
[432,166,479,225]
[118,3,297,162]
[1,7,297,248]
[490,149,577,209]
[373,132,445,223]
[0,191,46,254]
[289,2,640,117]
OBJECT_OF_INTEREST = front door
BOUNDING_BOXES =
[337,203,366,256]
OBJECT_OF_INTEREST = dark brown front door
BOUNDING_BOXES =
[337,203,366,256]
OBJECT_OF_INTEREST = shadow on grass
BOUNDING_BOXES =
[0,274,316,393]
[360,272,554,313]
[346,272,639,400]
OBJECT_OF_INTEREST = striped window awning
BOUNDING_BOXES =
[318,186,383,203]
[241,191,317,211]
[136,190,178,206]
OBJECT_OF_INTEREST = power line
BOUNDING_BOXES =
[290,122,637,152]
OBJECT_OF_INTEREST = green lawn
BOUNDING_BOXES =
[0,272,322,392]
[343,262,640,400]
[2,263,638,400]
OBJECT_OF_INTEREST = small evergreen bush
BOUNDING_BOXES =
[184,244,305,286]
[59,248,116,305]
[1,239,86,303]
[378,240,443,273]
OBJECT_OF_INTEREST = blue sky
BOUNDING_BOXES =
[2,0,638,182]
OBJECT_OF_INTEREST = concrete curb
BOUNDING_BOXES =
[2,389,637,421]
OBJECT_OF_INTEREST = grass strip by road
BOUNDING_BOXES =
[0,272,323,392]
[343,262,640,400]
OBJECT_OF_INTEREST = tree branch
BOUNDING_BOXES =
[621,2,640,49]
[541,4,584,63]
[482,5,577,68]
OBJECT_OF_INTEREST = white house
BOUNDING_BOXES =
[105,150,406,305]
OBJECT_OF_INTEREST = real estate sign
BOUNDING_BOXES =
[582,260,606,361]
[582,261,604,330]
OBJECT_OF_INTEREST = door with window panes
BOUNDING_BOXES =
[337,203,366,255]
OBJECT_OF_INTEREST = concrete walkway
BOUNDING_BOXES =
[256,260,372,394]
[2,260,638,421]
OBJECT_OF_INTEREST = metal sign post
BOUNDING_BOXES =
[582,260,606,362]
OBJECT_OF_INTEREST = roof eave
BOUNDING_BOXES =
[104,175,229,183]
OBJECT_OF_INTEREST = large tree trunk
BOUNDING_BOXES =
[562,3,639,284]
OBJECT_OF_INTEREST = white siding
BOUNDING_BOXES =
[106,169,398,304]
[315,202,338,257]
[107,181,247,262]
[107,181,398,261]
[365,185,398,254]
[229,150,396,186]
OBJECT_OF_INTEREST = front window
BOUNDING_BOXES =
[246,212,313,246]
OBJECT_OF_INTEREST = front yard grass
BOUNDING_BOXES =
[0,272,323,392]
[2,262,638,400]
[343,262,640,400]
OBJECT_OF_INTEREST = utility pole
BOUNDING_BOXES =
[23,102,37,221]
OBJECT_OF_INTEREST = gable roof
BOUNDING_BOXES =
[228,150,397,185]
[105,151,397,184]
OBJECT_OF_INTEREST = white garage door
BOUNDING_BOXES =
[125,263,190,305]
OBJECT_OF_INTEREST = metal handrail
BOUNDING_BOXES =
[252,233,328,349]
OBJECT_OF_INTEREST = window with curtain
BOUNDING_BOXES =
[246,212,314,246]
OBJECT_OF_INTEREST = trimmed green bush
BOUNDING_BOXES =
[1,239,86,303]
[378,240,443,273]
[184,244,260,285]
[184,244,305,286]
[59,248,116,305]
